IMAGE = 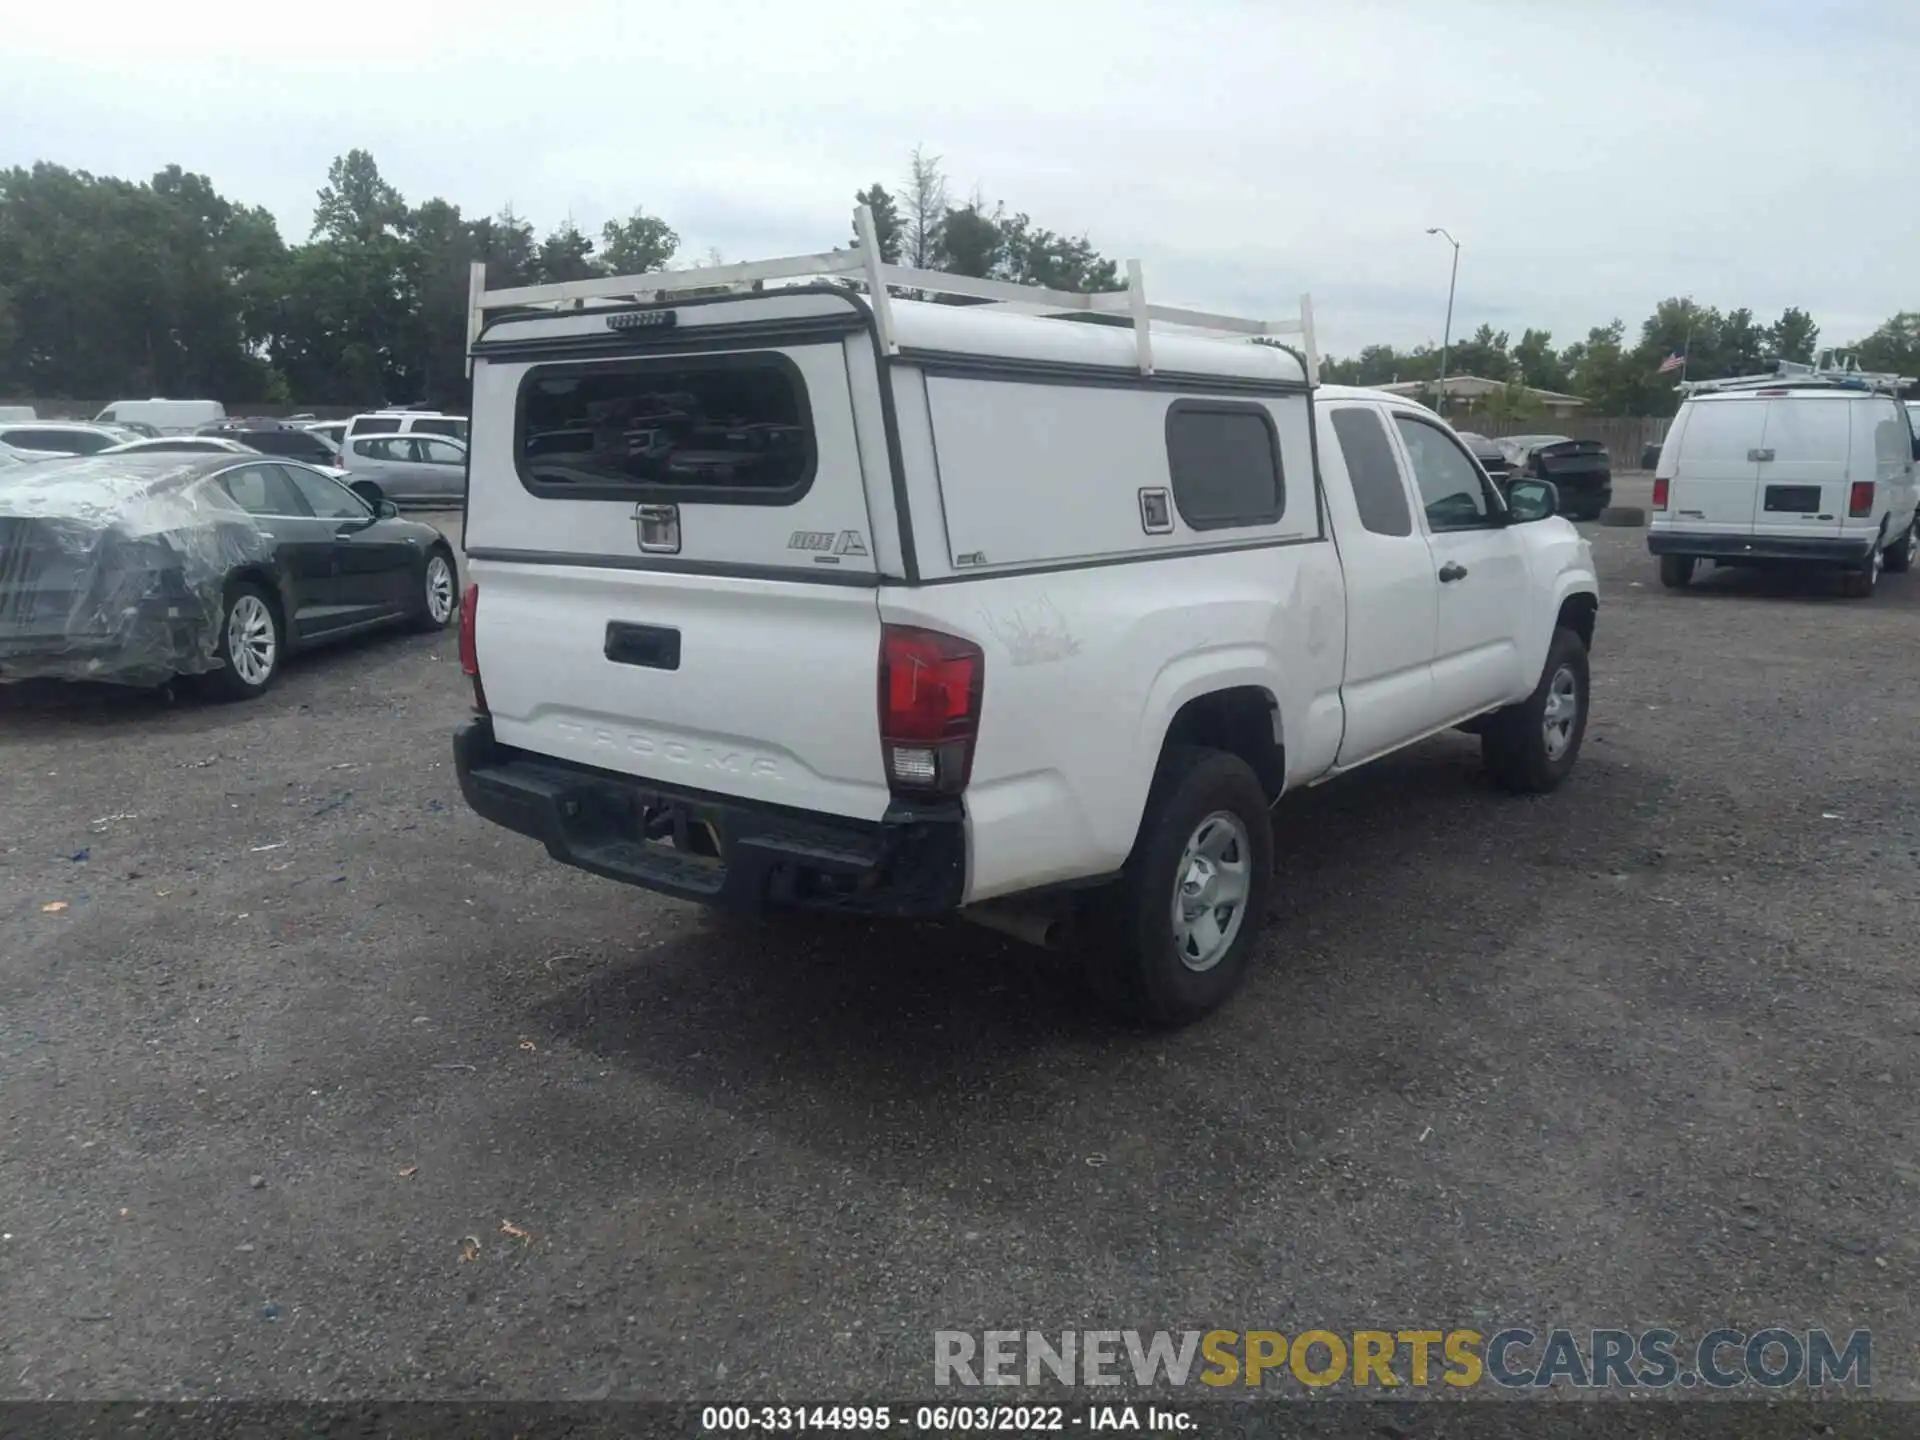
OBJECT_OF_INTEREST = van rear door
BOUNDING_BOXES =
[1664,396,1765,534]
[464,291,893,823]
[1749,396,1851,540]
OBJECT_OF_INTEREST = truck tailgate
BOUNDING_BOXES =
[473,560,890,823]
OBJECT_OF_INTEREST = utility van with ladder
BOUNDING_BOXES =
[452,207,1600,1025]
[1650,358,1920,597]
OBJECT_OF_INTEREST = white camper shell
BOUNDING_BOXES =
[453,207,1598,1025]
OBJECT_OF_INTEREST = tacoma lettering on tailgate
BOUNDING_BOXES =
[554,721,780,778]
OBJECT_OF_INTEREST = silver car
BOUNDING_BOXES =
[339,433,468,505]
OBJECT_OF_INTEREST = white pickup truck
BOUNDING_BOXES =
[453,218,1599,1025]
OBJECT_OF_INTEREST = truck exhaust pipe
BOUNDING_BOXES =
[961,902,1066,950]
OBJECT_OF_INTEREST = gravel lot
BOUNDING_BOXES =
[3,482,1917,1402]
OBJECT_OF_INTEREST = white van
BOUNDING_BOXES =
[1649,365,1919,596]
[448,212,1599,1026]
[93,399,226,435]
[0,406,36,424]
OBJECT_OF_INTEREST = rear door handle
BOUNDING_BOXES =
[1438,562,1469,583]
[1748,448,1776,462]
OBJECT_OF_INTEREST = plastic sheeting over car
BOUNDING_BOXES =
[0,455,273,686]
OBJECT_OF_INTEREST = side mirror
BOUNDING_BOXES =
[349,478,385,505]
[375,499,399,519]
[1507,478,1559,522]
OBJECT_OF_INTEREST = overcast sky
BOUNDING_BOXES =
[5,0,1916,357]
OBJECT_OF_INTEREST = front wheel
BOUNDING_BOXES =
[204,580,282,701]
[412,548,459,631]
[1084,746,1275,1027]
[1481,627,1589,793]
[1882,519,1917,575]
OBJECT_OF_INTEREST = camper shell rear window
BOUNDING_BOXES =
[515,352,816,505]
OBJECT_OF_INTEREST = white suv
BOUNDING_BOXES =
[1650,375,1920,596]
[343,411,469,444]
[449,221,1599,1025]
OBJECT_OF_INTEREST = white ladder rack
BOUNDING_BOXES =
[467,204,1317,384]
[1679,357,1913,397]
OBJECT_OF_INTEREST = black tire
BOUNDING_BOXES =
[1883,519,1918,575]
[1084,746,1274,1027]
[1658,554,1695,589]
[203,580,282,701]
[412,546,460,632]
[1840,542,1883,599]
[1481,626,1589,794]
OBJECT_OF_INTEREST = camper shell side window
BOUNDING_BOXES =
[1163,399,1285,531]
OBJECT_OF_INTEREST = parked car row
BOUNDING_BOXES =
[3,414,471,509]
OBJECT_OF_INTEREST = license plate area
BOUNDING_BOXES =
[562,782,724,868]
[1764,485,1822,513]
[636,793,723,864]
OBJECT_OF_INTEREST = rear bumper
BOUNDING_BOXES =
[1647,530,1875,565]
[454,718,967,916]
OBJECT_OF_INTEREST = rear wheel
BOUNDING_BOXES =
[204,581,282,701]
[1482,627,1589,793]
[1840,545,1882,599]
[1883,519,1918,575]
[1658,554,1696,589]
[412,548,459,631]
[1085,746,1274,1028]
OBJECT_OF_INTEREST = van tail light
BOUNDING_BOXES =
[1849,481,1875,518]
[1652,476,1669,510]
[878,624,983,796]
[458,582,487,715]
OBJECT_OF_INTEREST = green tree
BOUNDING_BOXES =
[312,148,406,246]
[472,207,538,289]
[851,184,902,265]
[601,208,678,275]
[1852,313,1920,377]
[1446,323,1512,383]
[1511,328,1569,392]
[1766,306,1819,363]
[1717,307,1767,378]
[0,161,283,400]
[536,219,598,283]
[1562,320,1633,413]
[996,211,1121,292]
[935,200,1001,278]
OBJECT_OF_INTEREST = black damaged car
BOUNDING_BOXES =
[0,453,459,698]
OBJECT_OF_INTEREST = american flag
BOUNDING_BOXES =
[1657,351,1686,374]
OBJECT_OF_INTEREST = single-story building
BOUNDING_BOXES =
[1376,375,1587,419]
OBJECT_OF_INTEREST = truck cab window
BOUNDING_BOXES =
[1394,415,1497,531]
[1329,407,1412,537]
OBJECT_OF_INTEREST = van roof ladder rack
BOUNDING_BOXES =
[1679,355,1914,397]
[467,204,1318,385]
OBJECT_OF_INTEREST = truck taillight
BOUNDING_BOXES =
[1652,476,1669,510]
[458,582,487,714]
[878,624,983,796]
[1849,481,1875,517]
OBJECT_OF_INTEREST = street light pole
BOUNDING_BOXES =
[1426,227,1460,414]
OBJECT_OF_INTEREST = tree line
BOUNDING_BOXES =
[1,147,1914,415]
